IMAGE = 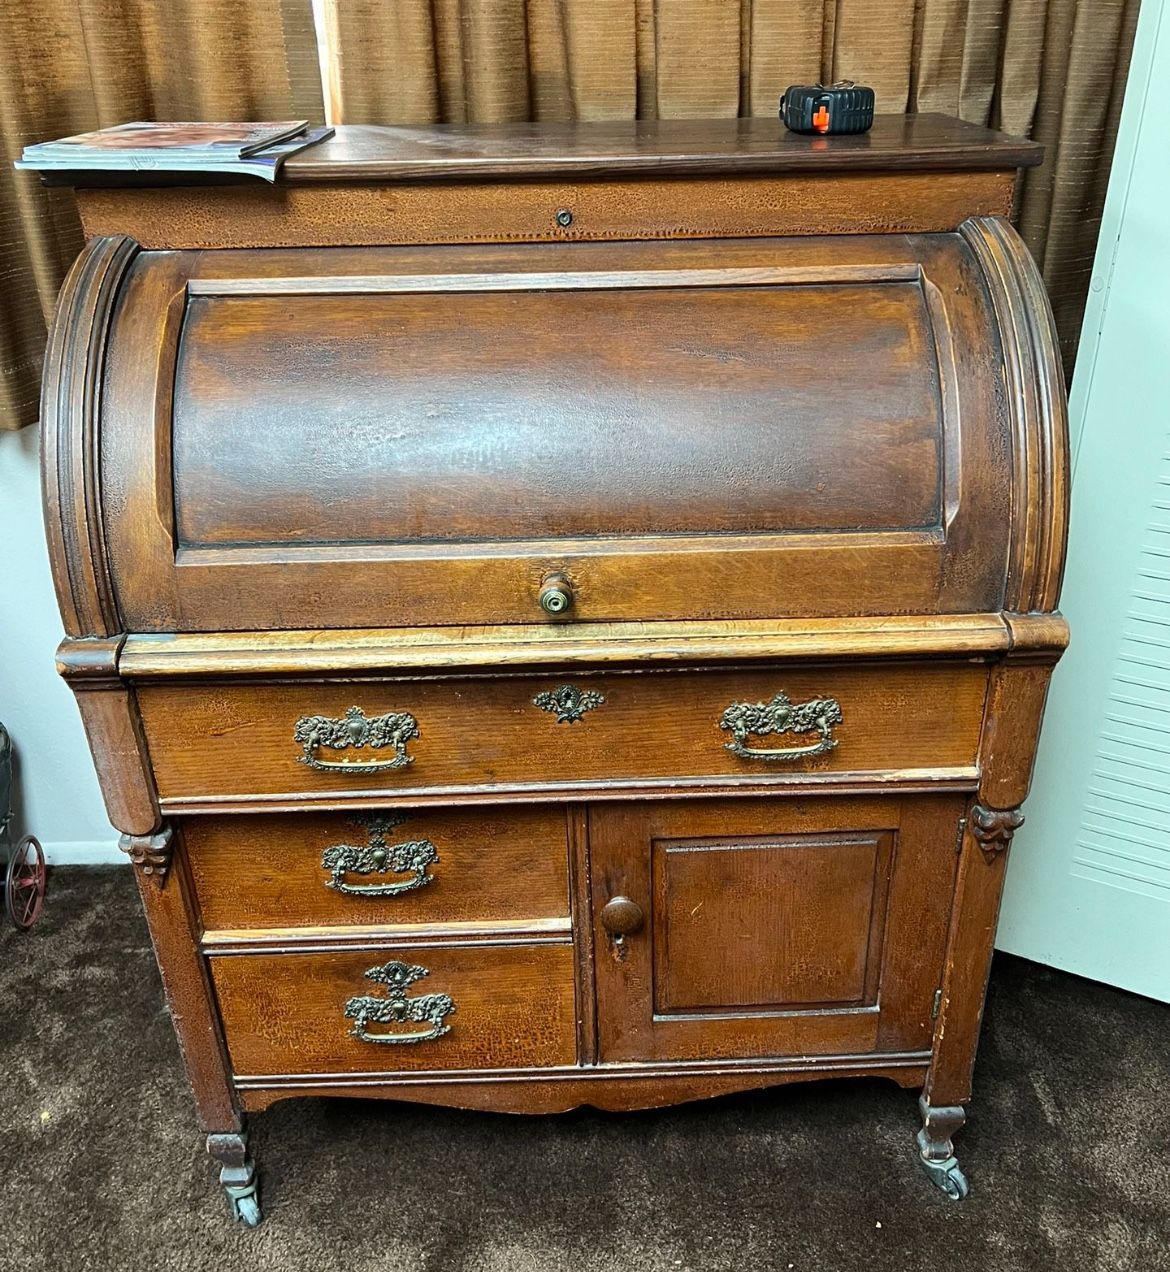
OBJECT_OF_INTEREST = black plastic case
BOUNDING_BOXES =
[780,84,875,135]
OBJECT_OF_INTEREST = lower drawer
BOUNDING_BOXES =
[185,806,570,933]
[210,941,577,1076]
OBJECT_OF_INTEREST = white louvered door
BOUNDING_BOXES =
[996,0,1170,1002]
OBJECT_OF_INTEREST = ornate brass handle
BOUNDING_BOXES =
[294,706,419,772]
[343,960,455,1045]
[719,692,843,762]
[321,816,437,897]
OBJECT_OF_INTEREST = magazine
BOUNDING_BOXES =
[16,121,333,182]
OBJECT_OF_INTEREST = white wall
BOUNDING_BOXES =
[0,425,120,863]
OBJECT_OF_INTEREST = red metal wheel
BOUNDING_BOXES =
[5,835,46,930]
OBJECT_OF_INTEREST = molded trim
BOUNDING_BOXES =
[960,217,1070,614]
[41,235,138,638]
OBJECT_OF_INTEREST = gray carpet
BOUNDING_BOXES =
[1,866,1166,1272]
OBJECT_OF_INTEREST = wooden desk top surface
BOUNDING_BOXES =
[282,115,1041,182]
[39,116,1041,190]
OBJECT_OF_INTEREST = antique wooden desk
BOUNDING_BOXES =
[40,116,1068,1223]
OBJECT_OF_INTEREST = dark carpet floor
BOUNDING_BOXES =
[1,867,1166,1272]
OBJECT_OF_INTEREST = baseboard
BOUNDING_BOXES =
[39,841,124,866]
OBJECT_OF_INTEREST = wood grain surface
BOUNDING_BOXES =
[279,116,1042,182]
[40,123,1071,1152]
[590,795,961,1064]
[136,663,988,802]
[650,829,894,1012]
[172,281,942,547]
[185,806,569,932]
[236,1056,929,1115]
[75,171,1016,250]
[95,229,1023,630]
[116,613,1026,678]
[211,941,576,1076]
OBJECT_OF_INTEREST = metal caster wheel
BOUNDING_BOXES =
[918,1149,970,1200]
[228,1184,262,1227]
[5,835,46,930]
[208,1131,261,1227]
[916,1098,969,1200]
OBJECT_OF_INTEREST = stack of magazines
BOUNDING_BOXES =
[17,121,334,182]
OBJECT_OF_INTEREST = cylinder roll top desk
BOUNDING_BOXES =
[39,116,1068,1222]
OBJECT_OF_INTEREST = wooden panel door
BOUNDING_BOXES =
[589,795,962,1062]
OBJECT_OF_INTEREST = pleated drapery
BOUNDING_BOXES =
[0,0,1140,430]
[324,0,1140,376]
[0,0,323,431]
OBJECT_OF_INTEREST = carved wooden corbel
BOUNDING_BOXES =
[969,804,1024,862]
[120,825,173,885]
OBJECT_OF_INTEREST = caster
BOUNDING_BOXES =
[917,1144,970,1200]
[207,1130,261,1227]
[916,1098,970,1201]
[228,1184,262,1227]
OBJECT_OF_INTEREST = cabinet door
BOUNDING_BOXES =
[589,795,961,1063]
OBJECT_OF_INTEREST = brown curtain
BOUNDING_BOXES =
[327,0,1140,375]
[0,0,323,431]
[0,0,1140,431]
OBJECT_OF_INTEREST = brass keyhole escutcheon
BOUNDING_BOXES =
[601,896,644,959]
[539,573,574,616]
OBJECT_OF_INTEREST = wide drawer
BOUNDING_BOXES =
[185,807,570,934]
[139,663,988,804]
[210,941,577,1076]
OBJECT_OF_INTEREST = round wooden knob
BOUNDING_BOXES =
[601,896,644,940]
[539,573,574,616]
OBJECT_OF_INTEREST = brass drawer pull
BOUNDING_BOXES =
[321,815,437,897]
[294,705,419,773]
[719,692,843,762]
[344,960,455,1045]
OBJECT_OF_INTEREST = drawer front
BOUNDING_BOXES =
[140,663,987,804]
[211,942,577,1076]
[185,807,570,933]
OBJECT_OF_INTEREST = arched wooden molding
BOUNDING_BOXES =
[41,235,139,639]
[960,217,1070,617]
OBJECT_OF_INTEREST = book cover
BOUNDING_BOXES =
[15,122,333,183]
[22,121,309,160]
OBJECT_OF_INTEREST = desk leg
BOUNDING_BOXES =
[918,656,1056,1198]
